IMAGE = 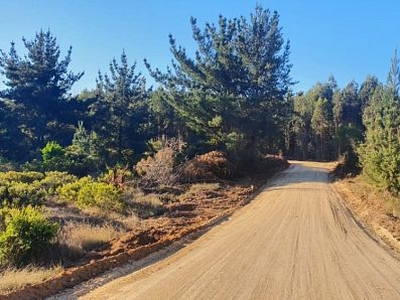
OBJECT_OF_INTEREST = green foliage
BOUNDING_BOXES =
[39,171,77,195]
[0,206,59,267]
[56,176,93,203]
[0,156,17,172]
[0,171,46,207]
[92,50,149,166]
[41,142,67,171]
[289,81,336,160]
[311,97,334,160]
[146,5,294,155]
[63,122,102,176]
[76,182,125,212]
[0,30,84,156]
[358,51,400,193]
[41,142,65,162]
[0,183,45,207]
[334,124,363,165]
[0,170,78,206]
[41,131,101,176]
[0,171,44,184]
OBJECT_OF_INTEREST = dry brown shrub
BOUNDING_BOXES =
[135,138,185,188]
[0,265,62,294]
[179,151,229,182]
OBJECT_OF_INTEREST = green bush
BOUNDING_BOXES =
[76,182,125,213]
[40,139,102,176]
[56,176,94,203]
[0,182,45,207]
[0,206,59,267]
[39,171,77,195]
[41,141,65,163]
[0,171,45,185]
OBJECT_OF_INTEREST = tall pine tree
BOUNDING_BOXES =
[0,30,83,158]
[145,5,294,157]
[92,51,148,165]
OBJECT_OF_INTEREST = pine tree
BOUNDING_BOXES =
[92,51,148,165]
[311,98,332,160]
[0,30,83,156]
[358,51,400,193]
[145,5,294,156]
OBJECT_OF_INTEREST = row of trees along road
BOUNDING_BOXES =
[0,4,400,185]
[0,5,295,173]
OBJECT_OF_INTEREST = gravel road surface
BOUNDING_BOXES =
[81,161,400,299]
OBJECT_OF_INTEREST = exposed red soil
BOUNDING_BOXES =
[2,165,286,300]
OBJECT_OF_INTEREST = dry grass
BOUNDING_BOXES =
[124,187,163,208]
[0,265,62,294]
[339,174,400,216]
[178,183,220,201]
[134,192,163,207]
[115,212,140,231]
[58,222,123,258]
[334,174,400,253]
[188,183,220,193]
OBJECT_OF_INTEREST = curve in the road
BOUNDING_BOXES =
[81,161,400,300]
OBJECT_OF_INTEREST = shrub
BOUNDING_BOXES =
[0,183,45,207]
[101,166,133,189]
[135,140,181,187]
[41,141,67,171]
[39,171,77,195]
[41,141,65,162]
[76,182,125,213]
[179,151,229,182]
[0,206,59,267]
[0,157,17,172]
[0,171,44,185]
[56,176,94,203]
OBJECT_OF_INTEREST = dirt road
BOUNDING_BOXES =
[81,161,400,299]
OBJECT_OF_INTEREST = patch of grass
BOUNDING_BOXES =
[134,192,163,207]
[0,265,62,294]
[188,183,220,194]
[58,223,122,259]
[123,188,165,218]
[112,212,139,231]
[339,174,400,217]
[178,183,220,201]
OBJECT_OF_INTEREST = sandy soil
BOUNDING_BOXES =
[80,161,400,299]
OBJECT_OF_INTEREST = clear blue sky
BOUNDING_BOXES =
[1,0,399,94]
